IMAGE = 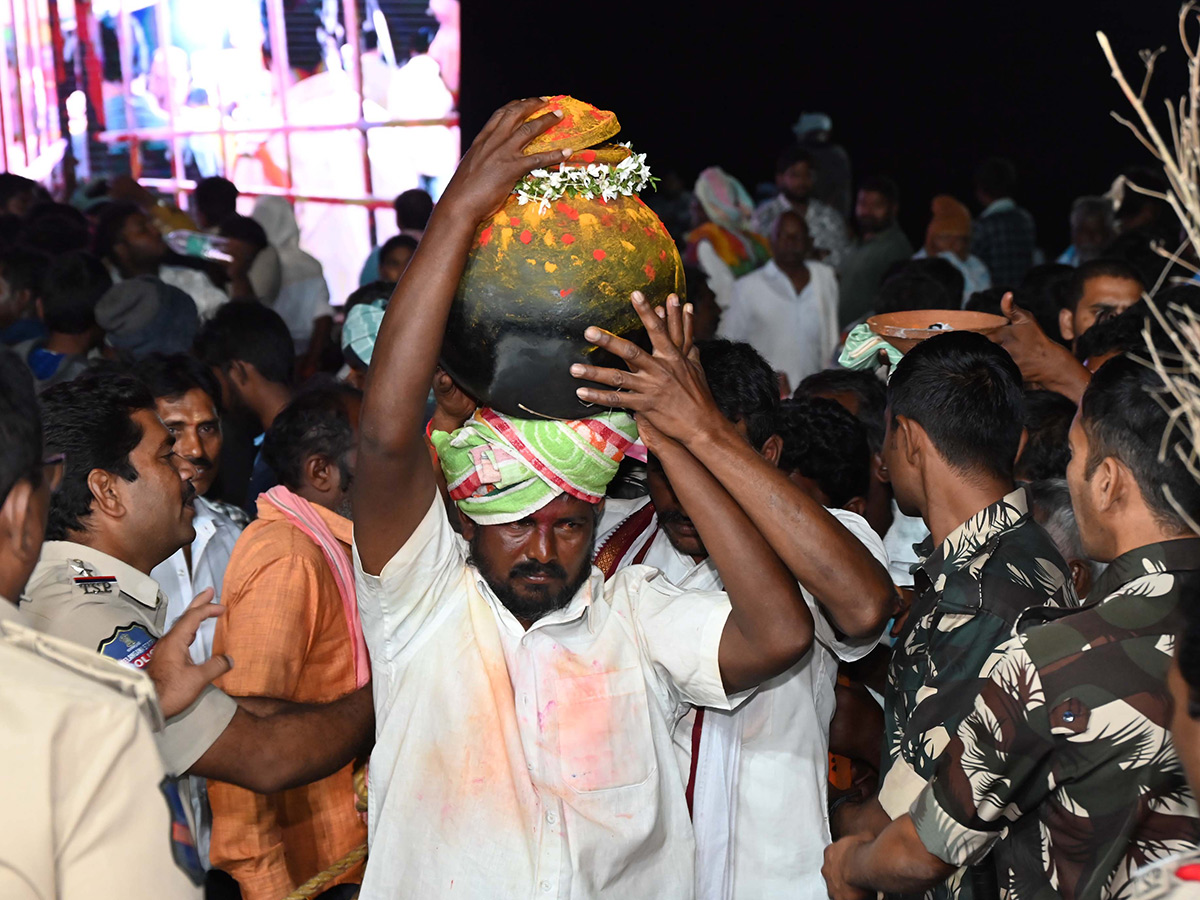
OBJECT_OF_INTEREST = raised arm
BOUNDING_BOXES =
[354,99,571,574]
[573,295,896,638]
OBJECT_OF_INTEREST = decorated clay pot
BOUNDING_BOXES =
[440,97,683,420]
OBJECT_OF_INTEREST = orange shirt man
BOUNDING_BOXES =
[209,386,368,900]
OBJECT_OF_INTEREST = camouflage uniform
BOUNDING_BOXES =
[879,488,1078,899]
[911,538,1200,900]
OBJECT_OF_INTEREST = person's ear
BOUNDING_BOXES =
[1014,427,1030,472]
[1059,307,1076,343]
[1091,456,1121,513]
[87,468,127,520]
[593,498,606,524]
[759,434,783,467]
[896,416,922,469]
[0,479,39,564]
[305,454,336,494]
[871,450,889,486]
[458,510,477,541]
[229,360,252,388]
[842,496,868,517]
[1068,558,1093,600]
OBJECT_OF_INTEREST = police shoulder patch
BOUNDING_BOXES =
[96,623,157,670]
[159,778,204,886]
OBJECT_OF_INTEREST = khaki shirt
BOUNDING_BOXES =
[0,600,202,898]
[20,541,237,775]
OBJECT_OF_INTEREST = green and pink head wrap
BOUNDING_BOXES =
[431,408,638,525]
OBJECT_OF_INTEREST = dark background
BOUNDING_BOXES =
[460,1,1188,253]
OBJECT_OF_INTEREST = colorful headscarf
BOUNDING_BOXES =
[693,166,756,233]
[432,408,638,525]
[687,167,773,278]
[342,300,386,367]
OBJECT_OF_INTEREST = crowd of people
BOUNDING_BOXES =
[2,96,1200,900]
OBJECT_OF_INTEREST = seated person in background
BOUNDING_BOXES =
[358,188,433,285]
[13,250,109,391]
[830,333,1078,900]
[1026,478,1105,600]
[1056,195,1115,267]
[216,214,280,306]
[377,234,418,284]
[210,386,368,900]
[0,246,48,345]
[1057,258,1144,348]
[914,195,991,302]
[823,355,1200,900]
[94,201,245,318]
[252,197,334,375]
[720,210,839,394]
[1013,388,1076,482]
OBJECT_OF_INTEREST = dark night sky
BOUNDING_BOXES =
[460,1,1188,253]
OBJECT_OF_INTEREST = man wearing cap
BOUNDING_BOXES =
[353,99,816,898]
[914,195,992,303]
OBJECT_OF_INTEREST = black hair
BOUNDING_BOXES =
[1015,390,1076,482]
[21,202,91,255]
[92,201,143,262]
[394,188,434,231]
[217,213,268,252]
[858,175,899,206]
[974,157,1017,199]
[0,347,43,505]
[39,251,112,335]
[1016,262,1075,344]
[795,368,887,453]
[1073,301,1149,364]
[0,246,47,298]
[380,233,419,261]
[0,173,35,210]
[775,144,814,176]
[876,261,962,315]
[193,177,239,227]
[964,287,1008,317]
[134,352,224,416]
[1081,354,1200,533]
[887,331,1025,480]
[777,397,870,507]
[1063,258,1145,313]
[262,385,360,492]
[40,372,156,540]
[344,280,394,311]
[697,339,779,450]
[194,302,295,387]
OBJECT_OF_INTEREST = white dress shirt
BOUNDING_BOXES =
[597,498,890,900]
[719,260,840,392]
[354,497,742,900]
[151,496,244,666]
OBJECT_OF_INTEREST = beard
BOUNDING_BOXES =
[469,533,595,624]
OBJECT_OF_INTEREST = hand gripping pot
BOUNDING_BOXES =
[441,96,683,419]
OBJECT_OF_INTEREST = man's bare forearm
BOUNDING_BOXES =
[685,418,895,637]
[843,815,956,893]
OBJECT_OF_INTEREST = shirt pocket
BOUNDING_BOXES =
[555,666,656,793]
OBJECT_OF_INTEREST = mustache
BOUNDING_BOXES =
[657,508,694,529]
[189,456,213,470]
[183,481,197,505]
[508,560,569,581]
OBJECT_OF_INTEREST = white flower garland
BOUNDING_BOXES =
[514,143,657,214]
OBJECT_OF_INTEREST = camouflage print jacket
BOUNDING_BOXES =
[879,488,1078,900]
[911,538,1200,900]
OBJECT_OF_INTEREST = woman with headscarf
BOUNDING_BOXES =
[251,196,335,376]
[685,167,773,311]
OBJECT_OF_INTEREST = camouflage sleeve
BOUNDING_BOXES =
[910,635,1057,866]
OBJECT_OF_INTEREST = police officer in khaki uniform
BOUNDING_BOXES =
[24,371,374,817]
[0,351,211,896]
